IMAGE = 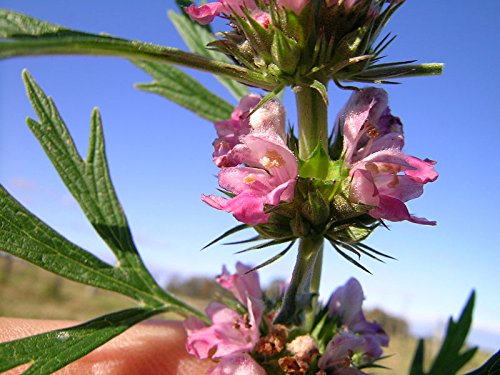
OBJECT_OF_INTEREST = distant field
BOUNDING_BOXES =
[0,256,491,373]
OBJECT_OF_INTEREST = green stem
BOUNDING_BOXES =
[273,236,324,327]
[295,84,329,160]
[0,37,277,90]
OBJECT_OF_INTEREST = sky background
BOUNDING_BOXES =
[1,0,499,352]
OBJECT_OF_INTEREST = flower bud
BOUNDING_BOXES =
[271,29,301,76]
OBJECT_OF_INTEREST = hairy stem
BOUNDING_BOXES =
[273,236,324,326]
[295,84,329,160]
[0,38,277,90]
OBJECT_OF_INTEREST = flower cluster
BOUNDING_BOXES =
[202,95,298,225]
[185,0,406,87]
[203,88,437,235]
[339,87,438,225]
[184,263,388,374]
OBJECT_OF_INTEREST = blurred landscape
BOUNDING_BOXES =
[0,255,491,373]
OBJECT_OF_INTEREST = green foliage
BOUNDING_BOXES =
[466,350,500,375]
[0,9,274,90]
[0,308,163,374]
[410,291,478,375]
[168,10,251,99]
[133,59,233,121]
[299,144,347,181]
[0,72,208,374]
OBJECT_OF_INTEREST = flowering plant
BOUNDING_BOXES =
[0,1,498,374]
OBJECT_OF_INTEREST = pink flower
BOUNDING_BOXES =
[339,87,438,225]
[213,94,286,168]
[185,0,270,26]
[208,353,266,375]
[327,278,388,348]
[203,133,298,225]
[184,263,265,374]
[318,333,373,373]
[277,0,310,14]
[213,94,261,168]
[185,2,223,25]
[320,278,389,372]
[185,301,261,359]
[217,262,263,311]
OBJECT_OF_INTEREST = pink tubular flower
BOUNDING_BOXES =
[217,262,262,307]
[213,94,286,168]
[184,263,265,374]
[320,278,388,372]
[202,133,298,225]
[208,353,266,375]
[185,0,270,26]
[185,2,223,25]
[185,301,261,359]
[213,94,261,168]
[327,278,388,348]
[339,87,438,225]
[277,0,309,14]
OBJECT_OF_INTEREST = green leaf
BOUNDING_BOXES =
[410,291,478,375]
[465,350,500,375]
[0,184,152,303]
[409,339,425,375]
[133,59,233,121]
[23,71,139,266]
[0,307,163,374]
[310,80,328,106]
[0,9,275,90]
[7,71,208,320]
[299,144,347,181]
[352,63,444,82]
[427,291,478,374]
[202,223,250,249]
[168,10,251,99]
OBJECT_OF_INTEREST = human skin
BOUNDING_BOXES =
[0,318,211,374]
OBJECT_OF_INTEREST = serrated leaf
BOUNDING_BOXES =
[168,10,250,99]
[9,72,210,319]
[0,184,153,303]
[23,71,140,266]
[0,307,163,374]
[427,291,477,374]
[0,10,274,89]
[133,59,233,121]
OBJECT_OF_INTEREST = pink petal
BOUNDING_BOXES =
[370,195,436,225]
[350,168,379,207]
[217,263,263,308]
[222,191,269,225]
[405,157,438,183]
[328,278,365,326]
[208,353,266,375]
[185,2,222,24]
[249,99,286,140]
[184,316,217,359]
[218,167,273,195]
[373,174,424,202]
[276,0,309,14]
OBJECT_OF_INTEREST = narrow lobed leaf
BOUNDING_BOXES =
[168,10,250,99]
[0,307,164,374]
[133,59,233,122]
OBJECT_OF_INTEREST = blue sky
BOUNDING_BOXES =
[1,0,499,352]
